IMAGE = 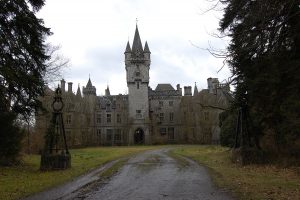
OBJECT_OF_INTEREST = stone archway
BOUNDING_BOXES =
[134,128,144,144]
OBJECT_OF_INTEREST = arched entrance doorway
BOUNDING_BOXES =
[134,128,144,144]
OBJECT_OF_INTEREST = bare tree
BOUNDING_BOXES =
[44,44,70,84]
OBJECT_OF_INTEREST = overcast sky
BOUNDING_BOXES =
[38,0,230,95]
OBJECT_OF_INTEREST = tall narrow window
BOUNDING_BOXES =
[107,114,111,123]
[168,127,175,140]
[66,115,72,124]
[136,110,142,118]
[204,112,209,120]
[137,81,140,89]
[117,114,121,123]
[106,129,112,141]
[159,101,163,107]
[159,113,164,122]
[97,129,101,136]
[169,113,174,122]
[96,114,101,124]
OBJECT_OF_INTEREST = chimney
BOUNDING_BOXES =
[207,78,219,94]
[177,84,182,96]
[184,86,192,96]
[61,79,65,92]
[68,82,73,93]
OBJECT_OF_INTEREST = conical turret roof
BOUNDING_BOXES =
[105,85,110,96]
[76,84,82,97]
[194,82,199,96]
[144,41,150,53]
[125,41,131,53]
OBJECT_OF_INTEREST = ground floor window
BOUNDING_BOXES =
[106,129,112,141]
[168,127,175,140]
[114,129,122,141]
[160,127,167,135]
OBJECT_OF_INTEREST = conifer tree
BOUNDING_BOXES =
[0,0,51,164]
[219,0,300,151]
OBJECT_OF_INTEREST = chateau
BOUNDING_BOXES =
[36,26,231,147]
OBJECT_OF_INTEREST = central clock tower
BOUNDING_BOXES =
[124,25,151,144]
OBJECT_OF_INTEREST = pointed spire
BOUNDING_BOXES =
[194,82,198,96]
[86,77,93,87]
[105,85,110,96]
[144,41,150,53]
[132,25,144,53]
[76,84,82,97]
[125,41,131,53]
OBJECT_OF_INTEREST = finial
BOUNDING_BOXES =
[89,74,90,79]
[136,18,138,26]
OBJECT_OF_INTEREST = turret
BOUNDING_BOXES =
[82,77,96,96]
[124,41,131,61]
[194,82,198,96]
[76,84,82,98]
[105,85,110,96]
[143,41,151,64]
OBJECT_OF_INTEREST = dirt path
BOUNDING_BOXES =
[64,148,234,200]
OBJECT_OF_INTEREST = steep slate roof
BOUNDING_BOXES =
[125,41,131,53]
[76,85,81,97]
[144,41,150,53]
[149,84,181,97]
[155,84,175,91]
[194,83,198,95]
[131,25,143,53]
[86,78,93,87]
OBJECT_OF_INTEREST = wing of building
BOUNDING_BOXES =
[35,25,232,147]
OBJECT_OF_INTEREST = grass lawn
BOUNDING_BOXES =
[0,146,159,200]
[172,145,300,200]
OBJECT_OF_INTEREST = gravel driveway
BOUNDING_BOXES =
[24,148,234,200]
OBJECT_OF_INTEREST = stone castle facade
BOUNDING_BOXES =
[36,26,231,147]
